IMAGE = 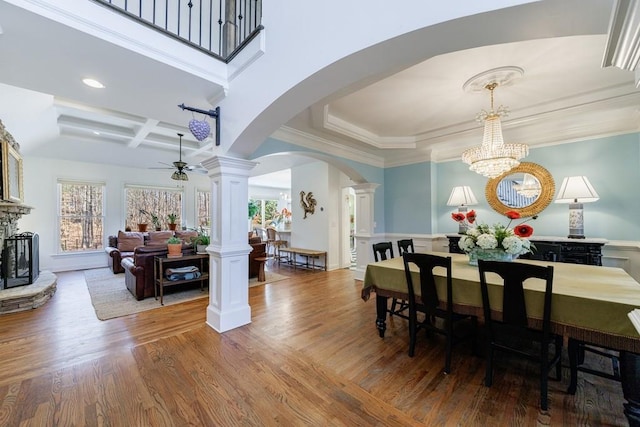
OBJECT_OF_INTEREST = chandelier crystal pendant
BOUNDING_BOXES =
[461,82,528,179]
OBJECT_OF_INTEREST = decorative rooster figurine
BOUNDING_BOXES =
[299,191,317,219]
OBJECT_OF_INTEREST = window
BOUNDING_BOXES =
[125,185,183,231]
[250,198,279,226]
[58,180,105,252]
[197,189,210,231]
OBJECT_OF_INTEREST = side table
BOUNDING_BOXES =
[254,257,268,282]
[154,253,209,305]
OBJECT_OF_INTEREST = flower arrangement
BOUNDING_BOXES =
[273,208,292,227]
[452,210,536,256]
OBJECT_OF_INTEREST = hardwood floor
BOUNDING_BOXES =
[0,262,628,426]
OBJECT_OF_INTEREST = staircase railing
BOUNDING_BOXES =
[90,0,262,61]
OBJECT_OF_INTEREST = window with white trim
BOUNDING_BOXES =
[125,185,183,231]
[58,180,105,252]
[196,189,210,231]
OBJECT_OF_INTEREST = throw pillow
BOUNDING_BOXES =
[174,230,198,244]
[147,231,174,246]
[117,231,144,252]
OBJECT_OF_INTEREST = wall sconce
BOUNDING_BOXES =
[554,176,599,239]
[447,186,478,233]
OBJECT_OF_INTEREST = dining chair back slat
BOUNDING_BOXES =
[403,252,477,373]
[477,259,562,411]
[372,242,394,262]
[397,239,415,256]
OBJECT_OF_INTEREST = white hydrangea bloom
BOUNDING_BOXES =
[466,227,480,238]
[458,235,476,252]
[476,234,498,249]
[502,236,524,254]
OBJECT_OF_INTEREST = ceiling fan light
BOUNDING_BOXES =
[171,170,188,181]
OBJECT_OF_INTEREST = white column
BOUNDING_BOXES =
[351,183,379,281]
[201,155,257,333]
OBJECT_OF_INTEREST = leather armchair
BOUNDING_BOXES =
[121,244,194,300]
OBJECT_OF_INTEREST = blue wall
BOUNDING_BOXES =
[430,133,640,240]
[384,162,432,234]
[261,132,640,241]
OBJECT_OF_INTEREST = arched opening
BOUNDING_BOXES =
[249,151,370,271]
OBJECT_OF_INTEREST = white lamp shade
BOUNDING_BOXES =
[447,186,479,207]
[555,176,599,204]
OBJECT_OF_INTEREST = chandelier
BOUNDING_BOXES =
[512,173,541,198]
[461,82,528,179]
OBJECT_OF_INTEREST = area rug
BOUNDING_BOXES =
[84,268,208,320]
[249,271,290,288]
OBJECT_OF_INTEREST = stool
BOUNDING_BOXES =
[254,257,268,282]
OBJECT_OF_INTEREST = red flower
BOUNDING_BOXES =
[451,212,466,222]
[505,210,521,220]
[466,210,476,224]
[514,224,534,238]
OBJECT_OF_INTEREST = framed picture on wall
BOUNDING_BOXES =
[2,140,23,203]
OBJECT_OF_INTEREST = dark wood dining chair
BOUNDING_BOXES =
[567,339,621,394]
[372,242,408,319]
[477,260,563,411]
[402,252,477,374]
[397,239,415,256]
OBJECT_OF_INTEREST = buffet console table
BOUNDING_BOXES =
[446,234,607,266]
[362,253,640,426]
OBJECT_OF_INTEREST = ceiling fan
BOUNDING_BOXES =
[150,133,206,181]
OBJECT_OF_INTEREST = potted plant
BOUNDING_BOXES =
[137,209,149,232]
[193,234,210,254]
[140,209,162,231]
[167,213,178,231]
[166,236,183,257]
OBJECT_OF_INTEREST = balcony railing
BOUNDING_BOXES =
[91,0,262,61]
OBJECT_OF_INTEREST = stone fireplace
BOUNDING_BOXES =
[0,121,57,314]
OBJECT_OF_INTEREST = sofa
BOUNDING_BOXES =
[121,243,196,300]
[118,233,266,300]
[105,229,198,274]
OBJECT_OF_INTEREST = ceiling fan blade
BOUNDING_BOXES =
[186,164,207,173]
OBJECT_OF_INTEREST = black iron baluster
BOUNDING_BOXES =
[188,1,193,41]
[177,0,181,35]
[198,0,203,46]
[238,0,244,39]
[165,0,169,30]
[217,0,222,55]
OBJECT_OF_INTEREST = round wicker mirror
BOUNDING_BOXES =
[485,162,555,218]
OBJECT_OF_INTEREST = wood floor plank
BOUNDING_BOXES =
[0,264,629,425]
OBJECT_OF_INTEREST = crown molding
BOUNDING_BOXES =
[271,126,385,168]
[323,105,416,149]
[602,0,640,71]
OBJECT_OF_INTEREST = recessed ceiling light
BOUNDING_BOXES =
[82,78,105,89]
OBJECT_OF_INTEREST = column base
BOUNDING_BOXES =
[206,303,251,333]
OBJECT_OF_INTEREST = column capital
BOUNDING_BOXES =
[352,183,380,194]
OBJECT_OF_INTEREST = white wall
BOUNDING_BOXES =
[290,161,350,270]
[19,156,209,272]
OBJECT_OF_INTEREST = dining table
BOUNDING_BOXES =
[361,252,640,426]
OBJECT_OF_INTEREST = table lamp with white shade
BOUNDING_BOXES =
[554,176,599,239]
[447,186,478,234]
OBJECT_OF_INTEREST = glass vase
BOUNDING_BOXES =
[468,248,515,266]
